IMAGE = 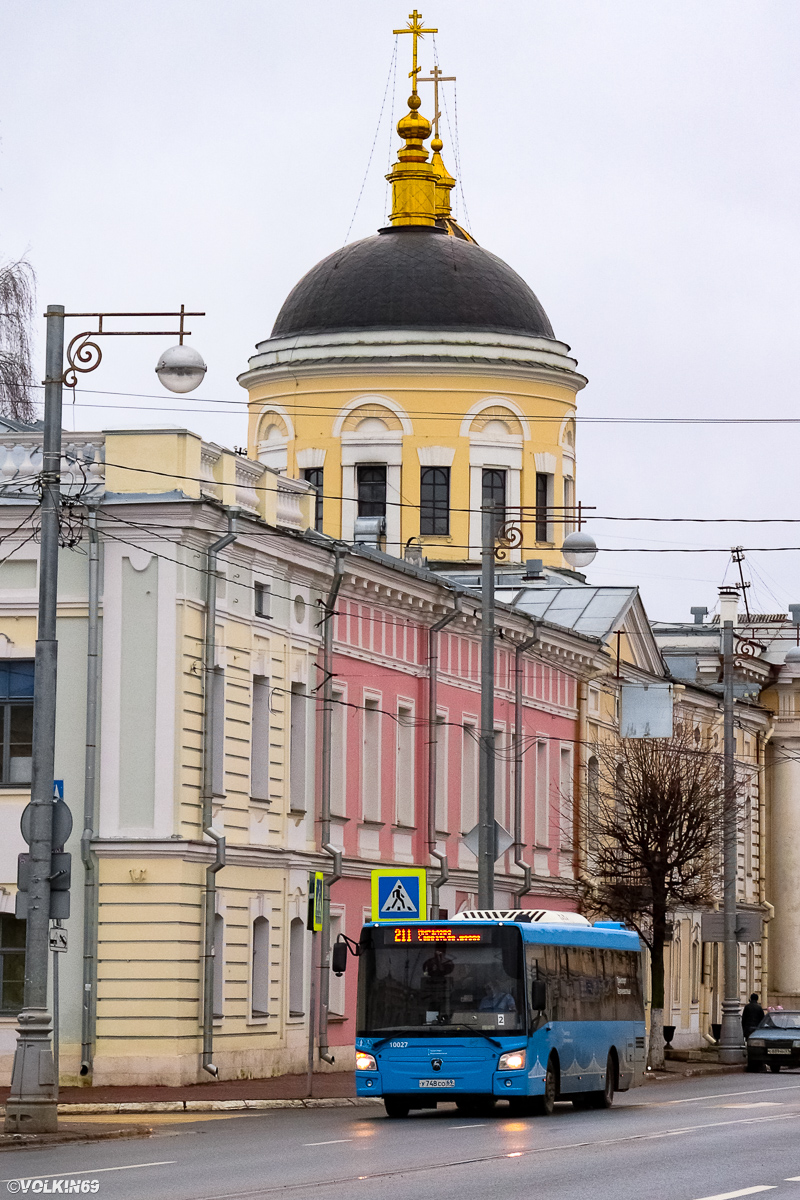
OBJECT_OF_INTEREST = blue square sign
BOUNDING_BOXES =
[371,868,426,922]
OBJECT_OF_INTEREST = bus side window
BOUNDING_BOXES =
[544,945,562,1020]
[597,948,616,1020]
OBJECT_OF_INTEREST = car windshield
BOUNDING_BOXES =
[759,1012,800,1030]
[357,925,524,1036]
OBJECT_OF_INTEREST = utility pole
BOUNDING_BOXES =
[5,306,65,1133]
[719,586,744,1064]
[478,505,496,909]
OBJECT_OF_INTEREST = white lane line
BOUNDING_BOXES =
[2,1161,177,1183]
[785,1177,800,1181]
[303,1139,352,1147]
[450,1124,487,1129]
[667,1085,800,1105]
[717,1104,784,1109]
[690,1189,775,1200]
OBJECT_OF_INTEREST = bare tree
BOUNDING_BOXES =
[0,259,37,423]
[582,726,730,1069]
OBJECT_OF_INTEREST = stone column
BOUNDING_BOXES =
[767,650,800,1002]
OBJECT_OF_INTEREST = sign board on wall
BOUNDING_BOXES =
[620,683,674,738]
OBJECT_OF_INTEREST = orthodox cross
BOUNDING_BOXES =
[419,65,456,140]
[393,9,437,96]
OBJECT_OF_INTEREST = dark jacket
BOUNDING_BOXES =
[742,1001,765,1036]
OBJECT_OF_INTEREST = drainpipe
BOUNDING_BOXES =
[427,597,461,918]
[318,545,346,1065]
[201,510,237,1078]
[512,623,539,905]
[79,506,100,1078]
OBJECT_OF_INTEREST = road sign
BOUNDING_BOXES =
[371,868,427,922]
[701,911,763,943]
[308,871,324,932]
[20,798,73,849]
[53,780,63,801]
[462,821,514,862]
[49,926,67,953]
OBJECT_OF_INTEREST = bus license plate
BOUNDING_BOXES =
[768,1048,791,1055]
[419,1078,455,1087]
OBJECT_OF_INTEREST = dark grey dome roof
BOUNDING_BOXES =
[271,227,554,340]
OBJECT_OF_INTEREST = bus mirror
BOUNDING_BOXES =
[531,979,547,1011]
[332,942,348,976]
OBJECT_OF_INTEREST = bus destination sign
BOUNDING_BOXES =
[380,926,493,945]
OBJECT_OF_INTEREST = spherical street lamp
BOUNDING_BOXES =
[155,343,207,393]
[562,529,597,569]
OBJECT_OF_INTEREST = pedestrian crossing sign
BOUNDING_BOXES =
[371,868,427,922]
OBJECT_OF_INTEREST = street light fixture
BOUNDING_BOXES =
[155,343,207,393]
[4,304,205,1135]
[562,529,598,569]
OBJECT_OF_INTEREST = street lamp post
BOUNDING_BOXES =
[719,587,745,1064]
[4,307,206,1134]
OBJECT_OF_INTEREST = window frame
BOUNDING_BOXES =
[420,466,450,536]
[302,467,324,532]
[357,465,387,519]
[0,660,34,788]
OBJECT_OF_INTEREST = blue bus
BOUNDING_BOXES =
[351,909,646,1118]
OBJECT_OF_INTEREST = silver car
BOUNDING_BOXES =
[747,1011,800,1073]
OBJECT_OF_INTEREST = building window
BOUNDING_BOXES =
[251,916,270,1018]
[289,683,308,814]
[289,916,305,1017]
[481,469,506,537]
[435,714,448,833]
[330,690,347,817]
[461,723,478,832]
[250,675,270,802]
[0,915,25,1014]
[329,913,345,1015]
[255,581,270,619]
[213,913,224,1018]
[395,706,415,826]
[302,468,324,532]
[0,660,34,786]
[535,740,549,846]
[211,669,225,797]
[535,472,550,542]
[563,477,575,535]
[357,465,387,518]
[560,747,573,850]
[362,698,381,821]
[420,467,450,536]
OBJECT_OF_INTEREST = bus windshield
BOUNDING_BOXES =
[357,925,524,1036]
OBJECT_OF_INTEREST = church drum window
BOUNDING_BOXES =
[420,466,450,536]
[481,469,506,538]
[302,467,324,531]
[357,465,387,519]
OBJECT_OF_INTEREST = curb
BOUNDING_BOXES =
[0,1097,383,1116]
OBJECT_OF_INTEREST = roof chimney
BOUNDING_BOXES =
[690,606,708,625]
[718,586,739,626]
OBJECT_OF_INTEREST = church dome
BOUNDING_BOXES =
[271,226,555,340]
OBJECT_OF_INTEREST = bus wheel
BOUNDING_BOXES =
[589,1053,616,1109]
[384,1097,411,1118]
[534,1057,558,1116]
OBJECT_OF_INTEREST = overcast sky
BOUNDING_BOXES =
[2,0,799,622]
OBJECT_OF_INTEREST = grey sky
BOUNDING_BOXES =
[2,0,798,621]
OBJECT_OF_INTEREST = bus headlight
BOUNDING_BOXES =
[356,1052,378,1071]
[498,1050,526,1071]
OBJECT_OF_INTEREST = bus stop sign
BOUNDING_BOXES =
[371,868,427,922]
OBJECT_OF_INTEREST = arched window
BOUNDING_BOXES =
[691,939,700,1005]
[289,917,305,1017]
[420,467,450,535]
[481,469,506,537]
[213,914,224,1019]
[251,916,270,1018]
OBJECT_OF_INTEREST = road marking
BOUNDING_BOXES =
[303,1139,352,1146]
[193,1112,800,1199]
[689,1189,775,1200]
[450,1123,487,1129]
[667,1085,800,1105]
[2,1161,176,1183]
[785,1178,800,1181]
[717,1103,784,1109]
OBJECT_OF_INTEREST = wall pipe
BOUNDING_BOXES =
[512,624,539,904]
[201,510,237,1077]
[318,546,346,1066]
[427,598,461,918]
[758,726,774,1003]
[79,506,100,1077]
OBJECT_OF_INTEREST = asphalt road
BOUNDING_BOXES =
[5,1071,800,1200]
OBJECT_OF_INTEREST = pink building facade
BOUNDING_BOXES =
[315,557,599,1052]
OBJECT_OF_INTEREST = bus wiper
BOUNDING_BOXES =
[444,1024,503,1047]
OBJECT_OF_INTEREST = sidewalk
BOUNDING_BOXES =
[0,1070,356,1107]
